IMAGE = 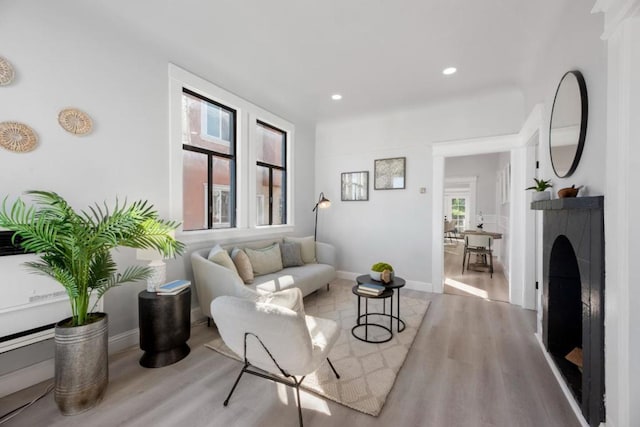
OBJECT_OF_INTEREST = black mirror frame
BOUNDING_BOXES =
[549,70,588,179]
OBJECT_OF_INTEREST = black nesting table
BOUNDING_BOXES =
[351,285,394,343]
[138,287,191,368]
[356,275,406,333]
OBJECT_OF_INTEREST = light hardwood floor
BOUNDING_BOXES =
[0,281,579,427]
[444,240,509,303]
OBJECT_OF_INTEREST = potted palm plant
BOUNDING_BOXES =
[526,178,553,201]
[0,191,184,415]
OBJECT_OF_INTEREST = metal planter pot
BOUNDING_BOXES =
[54,313,108,415]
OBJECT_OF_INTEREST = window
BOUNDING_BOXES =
[182,88,236,231]
[169,64,295,241]
[450,197,467,230]
[256,121,287,225]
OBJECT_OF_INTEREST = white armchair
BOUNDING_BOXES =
[211,288,340,426]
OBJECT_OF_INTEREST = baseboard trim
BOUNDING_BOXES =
[0,358,54,398]
[534,333,590,427]
[0,306,207,398]
[336,271,433,293]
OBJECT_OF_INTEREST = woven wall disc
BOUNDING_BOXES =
[0,56,15,86]
[58,108,93,135]
[0,122,38,152]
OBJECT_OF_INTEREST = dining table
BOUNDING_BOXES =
[461,229,503,240]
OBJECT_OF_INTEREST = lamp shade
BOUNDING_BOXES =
[318,195,331,209]
[135,230,175,261]
[136,248,164,262]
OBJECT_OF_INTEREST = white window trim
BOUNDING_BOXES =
[169,64,294,244]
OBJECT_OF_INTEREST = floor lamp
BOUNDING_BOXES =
[312,192,331,241]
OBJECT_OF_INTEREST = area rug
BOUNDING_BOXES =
[205,279,430,416]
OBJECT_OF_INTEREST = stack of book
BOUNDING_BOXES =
[357,283,386,296]
[157,280,191,295]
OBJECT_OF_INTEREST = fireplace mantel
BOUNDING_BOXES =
[531,195,603,211]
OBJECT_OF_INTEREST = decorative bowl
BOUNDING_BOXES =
[370,270,394,282]
[558,187,579,198]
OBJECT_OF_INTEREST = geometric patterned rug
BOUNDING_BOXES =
[205,279,430,416]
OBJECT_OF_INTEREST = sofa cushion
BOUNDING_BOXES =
[257,288,305,315]
[284,236,316,264]
[231,248,254,284]
[245,243,284,276]
[251,263,335,296]
[280,242,304,267]
[208,245,239,275]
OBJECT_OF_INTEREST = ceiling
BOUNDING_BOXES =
[88,0,573,124]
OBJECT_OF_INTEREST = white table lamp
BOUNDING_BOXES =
[137,248,167,292]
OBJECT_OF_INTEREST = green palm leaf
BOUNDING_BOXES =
[0,191,183,326]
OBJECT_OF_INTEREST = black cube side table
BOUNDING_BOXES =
[138,287,191,368]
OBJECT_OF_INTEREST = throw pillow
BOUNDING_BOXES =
[279,242,304,267]
[284,236,316,264]
[244,243,284,276]
[207,244,238,275]
[231,248,254,284]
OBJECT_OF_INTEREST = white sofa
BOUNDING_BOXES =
[191,238,337,320]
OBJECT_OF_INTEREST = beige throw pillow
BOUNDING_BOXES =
[284,236,316,264]
[244,243,283,276]
[231,248,254,285]
[208,245,239,275]
[231,248,254,284]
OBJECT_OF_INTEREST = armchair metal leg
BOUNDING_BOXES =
[326,358,340,379]
[326,283,330,291]
[295,384,304,427]
[223,366,246,406]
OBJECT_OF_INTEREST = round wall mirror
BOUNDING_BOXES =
[549,70,588,178]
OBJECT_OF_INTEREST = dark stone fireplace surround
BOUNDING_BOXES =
[532,196,605,427]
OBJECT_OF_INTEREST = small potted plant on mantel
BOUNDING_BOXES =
[0,191,184,415]
[526,178,553,201]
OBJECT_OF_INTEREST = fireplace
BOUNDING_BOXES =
[532,196,604,427]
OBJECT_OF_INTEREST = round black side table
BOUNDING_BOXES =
[138,287,191,368]
[351,285,394,343]
[356,275,406,333]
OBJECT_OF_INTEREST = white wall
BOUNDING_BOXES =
[315,89,524,289]
[522,1,606,197]
[0,1,316,379]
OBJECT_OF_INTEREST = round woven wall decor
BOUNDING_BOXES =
[58,108,93,135]
[0,122,38,152]
[0,56,15,86]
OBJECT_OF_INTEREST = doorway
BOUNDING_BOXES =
[431,104,543,309]
[442,153,509,302]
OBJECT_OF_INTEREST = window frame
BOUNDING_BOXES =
[169,64,295,244]
[256,120,287,226]
[182,87,237,231]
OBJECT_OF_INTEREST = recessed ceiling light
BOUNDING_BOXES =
[331,94,342,101]
[442,67,457,75]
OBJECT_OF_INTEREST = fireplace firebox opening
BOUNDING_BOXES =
[548,235,582,402]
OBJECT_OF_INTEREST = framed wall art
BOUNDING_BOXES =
[374,157,405,190]
[341,171,369,201]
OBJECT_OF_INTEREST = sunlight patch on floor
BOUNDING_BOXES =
[276,381,332,416]
[444,278,489,299]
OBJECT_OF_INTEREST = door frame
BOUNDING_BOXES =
[431,104,543,308]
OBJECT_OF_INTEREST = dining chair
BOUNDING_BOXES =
[461,234,494,277]
[444,220,457,244]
